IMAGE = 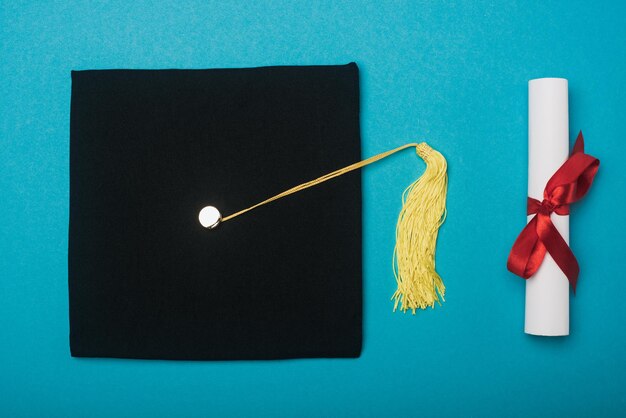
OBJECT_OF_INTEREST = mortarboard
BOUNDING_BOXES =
[69,63,447,360]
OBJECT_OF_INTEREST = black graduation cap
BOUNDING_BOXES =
[69,63,448,361]
[69,64,363,360]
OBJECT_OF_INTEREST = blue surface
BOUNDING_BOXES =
[1,1,625,416]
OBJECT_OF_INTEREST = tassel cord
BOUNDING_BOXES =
[222,142,419,222]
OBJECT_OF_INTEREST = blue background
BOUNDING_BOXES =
[1,1,625,416]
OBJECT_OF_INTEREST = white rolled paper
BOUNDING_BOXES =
[525,78,570,336]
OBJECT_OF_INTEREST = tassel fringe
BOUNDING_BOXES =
[392,142,448,313]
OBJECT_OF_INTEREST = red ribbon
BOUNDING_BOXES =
[507,131,599,291]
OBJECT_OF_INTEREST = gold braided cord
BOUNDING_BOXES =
[222,143,419,222]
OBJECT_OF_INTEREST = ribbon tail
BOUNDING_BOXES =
[572,131,585,154]
[536,213,580,292]
[507,216,547,279]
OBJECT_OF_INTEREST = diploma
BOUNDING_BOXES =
[525,78,570,336]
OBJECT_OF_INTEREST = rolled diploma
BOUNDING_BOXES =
[525,78,570,336]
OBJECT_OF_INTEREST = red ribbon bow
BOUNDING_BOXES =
[507,132,599,291]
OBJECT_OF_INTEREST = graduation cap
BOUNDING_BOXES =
[69,63,447,360]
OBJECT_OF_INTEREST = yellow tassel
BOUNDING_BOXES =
[392,142,448,313]
[215,141,448,314]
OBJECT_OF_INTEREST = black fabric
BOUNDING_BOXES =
[69,64,362,360]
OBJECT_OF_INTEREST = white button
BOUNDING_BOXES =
[198,206,222,229]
